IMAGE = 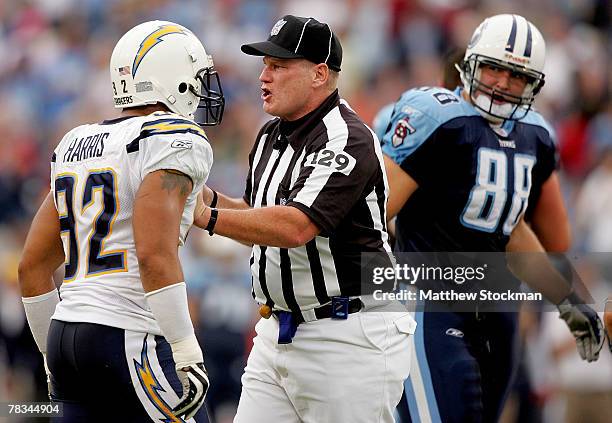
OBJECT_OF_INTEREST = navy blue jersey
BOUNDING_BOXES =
[382,87,557,252]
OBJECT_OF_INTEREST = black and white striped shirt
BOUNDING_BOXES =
[244,90,392,318]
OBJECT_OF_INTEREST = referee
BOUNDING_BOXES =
[195,15,416,423]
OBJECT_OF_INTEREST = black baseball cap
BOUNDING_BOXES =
[241,15,342,72]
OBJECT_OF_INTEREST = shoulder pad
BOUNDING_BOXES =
[520,109,556,141]
[373,103,395,140]
[398,87,479,124]
[140,114,207,139]
[381,87,478,164]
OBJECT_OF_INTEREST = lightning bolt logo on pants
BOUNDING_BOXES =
[134,336,184,423]
[132,24,186,78]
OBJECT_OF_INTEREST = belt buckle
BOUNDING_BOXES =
[331,296,349,320]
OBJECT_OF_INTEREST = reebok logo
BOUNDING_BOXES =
[171,139,193,150]
[445,328,464,338]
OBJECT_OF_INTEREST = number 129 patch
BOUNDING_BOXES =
[305,149,356,175]
[392,118,416,147]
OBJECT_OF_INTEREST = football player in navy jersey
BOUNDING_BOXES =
[379,14,604,423]
[373,46,570,254]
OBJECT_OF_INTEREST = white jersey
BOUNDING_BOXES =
[50,112,212,334]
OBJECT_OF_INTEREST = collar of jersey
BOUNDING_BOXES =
[100,115,140,125]
[278,89,340,148]
[453,86,516,135]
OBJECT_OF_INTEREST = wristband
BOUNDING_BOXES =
[555,289,581,307]
[169,333,204,369]
[210,190,218,208]
[22,289,60,354]
[205,208,218,236]
[145,282,195,344]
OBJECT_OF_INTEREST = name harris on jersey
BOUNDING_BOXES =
[62,132,109,163]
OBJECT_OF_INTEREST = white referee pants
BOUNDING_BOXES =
[234,308,415,423]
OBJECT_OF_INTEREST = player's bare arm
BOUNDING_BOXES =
[506,219,571,304]
[133,169,192,292]
[18,191,63,398]
[134,168,210,419]
[18,191,65,297]
[507,219,604,362]
[161,169,193,197]
[529,172,571,252]
[137,168,211,418]
[383,155,419,220]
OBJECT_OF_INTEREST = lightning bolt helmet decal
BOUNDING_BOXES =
[132,24,187,78]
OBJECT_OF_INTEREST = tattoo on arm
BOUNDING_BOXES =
[160,170,193,197]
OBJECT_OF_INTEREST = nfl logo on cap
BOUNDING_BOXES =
[270,19,287,36]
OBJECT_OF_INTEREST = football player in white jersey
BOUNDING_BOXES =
[18,20,224,422]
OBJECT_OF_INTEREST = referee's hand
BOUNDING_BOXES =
[173,363,209,420]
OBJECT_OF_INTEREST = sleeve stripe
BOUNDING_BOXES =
[292,106,349,207]
[142,117,200,127]
[141,119,206,137]
[126,128,208,154]
[365,188,392,254]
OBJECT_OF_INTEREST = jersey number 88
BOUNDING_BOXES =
[461,148,535,235]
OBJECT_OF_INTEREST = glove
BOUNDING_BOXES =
[145,284,209,419]
[605,298,612,353]
[557,292,605,362]
[169,335,209,420]
[173,363,210,420]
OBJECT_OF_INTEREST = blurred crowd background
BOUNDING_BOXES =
[0,0,610,422]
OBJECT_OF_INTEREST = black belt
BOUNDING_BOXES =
[272,298,363,344]
[309,298,362,322]
[270,298,363,323]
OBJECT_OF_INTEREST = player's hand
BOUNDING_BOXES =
[605,297,612,352]
[42,353,52,400]
[557,293,605,362]
[169,334,209,419]
[173,362,209,419]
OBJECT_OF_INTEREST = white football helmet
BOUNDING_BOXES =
[109,20,224,125]
[458,14,546,122]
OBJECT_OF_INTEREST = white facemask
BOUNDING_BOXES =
[472,92,515,124]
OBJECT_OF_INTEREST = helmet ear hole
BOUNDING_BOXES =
[178,82,188,93]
